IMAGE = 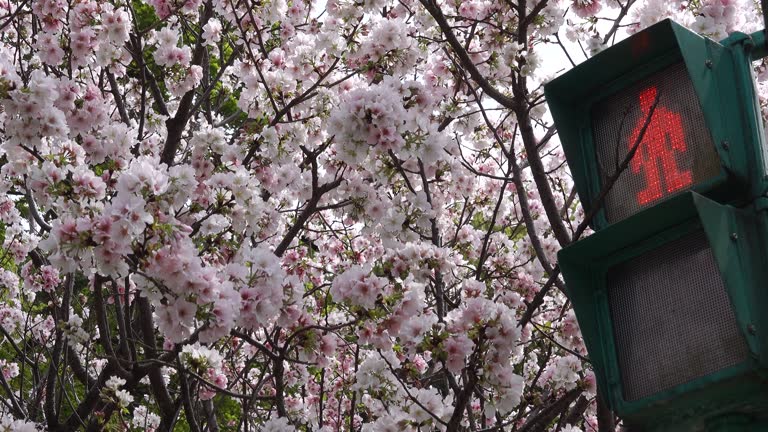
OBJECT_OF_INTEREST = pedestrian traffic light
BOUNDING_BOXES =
[544,19,768,229]
[558,192,768,430]
[544,18,768,431]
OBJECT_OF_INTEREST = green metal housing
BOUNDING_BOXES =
[558,192,768,430]
[544,19,768,230]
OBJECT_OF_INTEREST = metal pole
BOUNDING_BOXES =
[762,0,768,41]
[749,29,768,60]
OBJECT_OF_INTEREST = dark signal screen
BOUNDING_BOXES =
[591,62,721,224]
[607,230,749,401]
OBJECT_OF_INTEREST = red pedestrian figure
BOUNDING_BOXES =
[629,86,693,205]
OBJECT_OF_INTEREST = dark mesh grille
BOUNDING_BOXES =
[607,230,749,401]
[592,62,721,224]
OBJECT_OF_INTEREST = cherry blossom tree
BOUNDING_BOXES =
[0,0,762,430]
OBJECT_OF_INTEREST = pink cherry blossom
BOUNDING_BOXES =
[0,0,747,429]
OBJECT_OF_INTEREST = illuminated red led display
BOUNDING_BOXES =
[592,62,721,224]
[630,86,693,205]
